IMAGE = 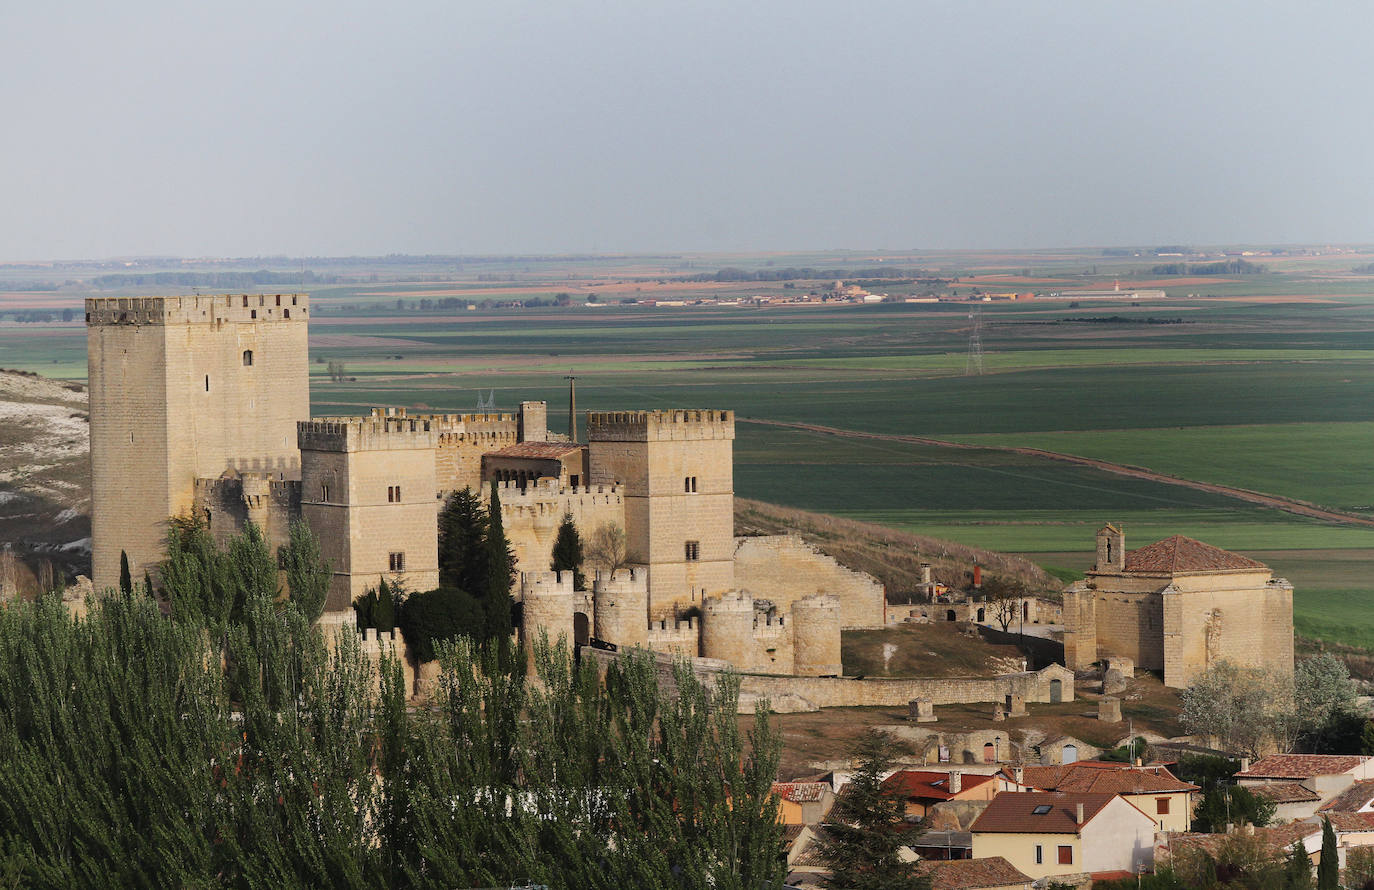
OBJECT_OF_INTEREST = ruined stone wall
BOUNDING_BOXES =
[737,665,1075,710]
[1062,585,1098,670]
[587,410,735,616]
[733,534,886,628]
[86,294,309,590]
[495,479,625,578]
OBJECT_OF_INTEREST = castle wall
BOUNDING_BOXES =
[736,664,1076,711]
[520,571,576,650]
[299,415,440,610]
[587,410,735,616]
[495,479,625,580]
[192,474,300,553]
[792,595,842,676]
[732,534,886,628]
[700,591,755,666]
[87,294,309,590]
[647,617,698,657]
[593,568,649,648]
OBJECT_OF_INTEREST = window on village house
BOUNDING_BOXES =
[1057,846,1073,865]
[389,552,405,572]
[685,541,700,561]
[1035,845,1043,865]
[1156,797,1170,815]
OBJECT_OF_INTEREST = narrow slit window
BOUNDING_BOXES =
[204,375,210,392]
[242,350,253,367]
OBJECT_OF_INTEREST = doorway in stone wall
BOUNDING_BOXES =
[573,613,590,646]
[1049,678,1062,703]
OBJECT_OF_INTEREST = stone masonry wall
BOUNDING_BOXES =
[732,534,886,628]
[495,479,625,578]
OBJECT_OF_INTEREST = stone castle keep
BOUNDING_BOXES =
[86,294,886,673]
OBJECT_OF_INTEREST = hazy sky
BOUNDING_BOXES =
[4,1,1373,259]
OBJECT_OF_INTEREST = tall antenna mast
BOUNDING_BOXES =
[564,371,578,442]
[965,308,985,376]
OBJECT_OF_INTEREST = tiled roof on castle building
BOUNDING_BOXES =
[915,856,1033,890]
[1122,535,1267,574]
[487,441,584,459]
[1237,755,1371,780]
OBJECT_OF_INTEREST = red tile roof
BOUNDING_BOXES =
[970,792,1121,834]
[1119,535,1267,574]
[1324,812,1374,832]
[915,857,1033,890]
[1237,755,1370,780]
[487,441,584,459]
[772,782,831,804]
[1319,780,1374,813]
[1253,782,1322,804]
[882,770,995,802]
[1013,764,1196,795]
[1160,823,1320,860]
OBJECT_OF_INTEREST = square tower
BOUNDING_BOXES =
[586,409,734,616]
[299,410,441,611]
[86,294,310,591]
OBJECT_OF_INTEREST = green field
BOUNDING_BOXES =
[5,252,1374,645]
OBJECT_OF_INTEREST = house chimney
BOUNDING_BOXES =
[1076,803,1084,824]
[1135,757,1143,767]
[973,565,982,587]
[1014,766,1024,786]
[1240,757,1251,773]
[949,771,962,794]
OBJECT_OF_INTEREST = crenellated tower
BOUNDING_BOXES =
[86,294,309,591]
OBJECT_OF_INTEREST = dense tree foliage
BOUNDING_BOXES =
[279,519,331,623]
[0,537,784,887]
[814,731,929,890]
[1191,784,1276,833]
[483,481,515,641]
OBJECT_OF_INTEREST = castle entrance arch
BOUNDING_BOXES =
[1049,678,1063,703]
[573,613,590,646]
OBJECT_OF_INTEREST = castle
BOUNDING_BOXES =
[86,294,886,672]
[1063,524,1294,688]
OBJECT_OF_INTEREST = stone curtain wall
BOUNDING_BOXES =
[733,534,886,628]
[497,480,626,578]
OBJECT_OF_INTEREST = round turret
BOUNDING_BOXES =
[519,570,575,650]
[791,594,842,676]
[700,591,756,667]
[593,568,649,648]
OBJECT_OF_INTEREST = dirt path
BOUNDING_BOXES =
[739,417,1374,529]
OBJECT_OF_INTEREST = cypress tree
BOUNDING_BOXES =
[374,577,395,633]
[550,512,585,590]
[1318,817,1338,890]
[438,486,489,594]
[118,550,132,596]
[484,481,515,641]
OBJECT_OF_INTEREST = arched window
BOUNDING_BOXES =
[976,607,985,623]
[983,743,995,763]
[1062,743,1078,764]
[242,350,253,367]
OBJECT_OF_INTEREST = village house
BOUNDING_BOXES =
[1236,754,1374,799]
[969,791,1156,880]
[1002,762,1199,832]
[881,770,1000,820]
[771,781,835,825]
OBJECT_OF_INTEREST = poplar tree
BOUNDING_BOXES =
[280,519,331,622]
[550,512,585,590]
[374,577,396,633]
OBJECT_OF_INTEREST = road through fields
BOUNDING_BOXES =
[739,417,1374,529]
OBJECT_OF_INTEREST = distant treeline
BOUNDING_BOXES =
[1067,315,1191,325]
[2,309,75,323]
[676,266,943,283]
[1149,259,1267,275]
[92,270,339,289]
[0,279,61,291]
[1353,263,1374,274]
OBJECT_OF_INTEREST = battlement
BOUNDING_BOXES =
[592,567,648,594]
[298,412,439,452]
[85,294,308,327]
[495,478,622,509]
[193,472,300,505]
[702,590,755,615]
[586,409,734,442]
[519,570,576,600]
